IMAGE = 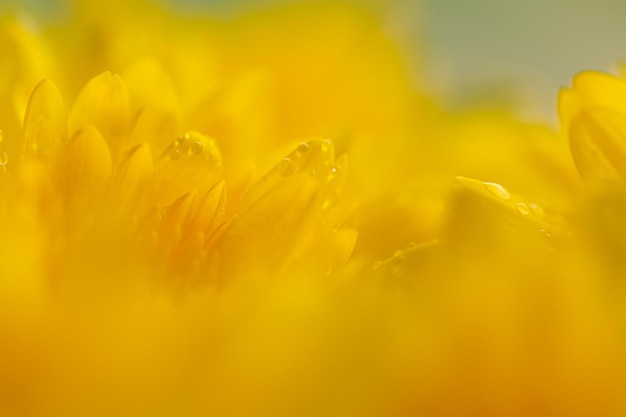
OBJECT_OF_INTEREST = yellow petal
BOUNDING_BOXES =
[455,176,565,238]
[56,125,112,200]
[158,191,195,260]
[213,139,349,282]
[559,71,626,132]
[186,180,226,237]
[569,107,626,183]
[113,143,153,212]
[68,71,131,163]
[238,138,336,209]
[152,131,222,207]
[160,181,226,250]
[22,78,66,159]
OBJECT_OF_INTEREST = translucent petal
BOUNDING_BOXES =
[113,143,153,213]
[56,125,112,202]
[22,78,66,160]
[152,131,222,208]
[238,138,336,209]
[455,176,566,239]
[569,107,626,183]
[157,182,227,282]
[559,71,626,133]
[185,180,226,238]
[212,139,350,282]
[67,71,132,163]
[158,191,195,252]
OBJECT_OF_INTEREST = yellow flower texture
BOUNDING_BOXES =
[0,1,625,416]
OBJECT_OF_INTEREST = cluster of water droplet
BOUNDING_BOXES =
[274,139,343,180]
[483,181,546,218]
[481,179,558,239]
[167,132,204,161]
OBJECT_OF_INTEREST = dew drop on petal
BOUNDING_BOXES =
[529,203,544,217]
[277,157,295,177]
[297,142,309,153]
[191,141,203,155]
[539,228,553,238]
[169,148,181,160]
[484,182,511,200]
[390,258,405,277]
[515,202,530,216]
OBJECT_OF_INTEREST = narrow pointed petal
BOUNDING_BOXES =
[455,176,565,237]
[152,131,223,207]
[68,71,132,162]
[57,125,112,200]
[158,191,195,256]
[114,143,153,212]
[559,71,626,135]
[22,78,66,159]
[569,107,626,183]
[186,180,226,237]
[212,139,350,282]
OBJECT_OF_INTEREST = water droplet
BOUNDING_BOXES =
[320,140,331,153]
[529,203,544,217]
[277,158,295,177]
[174,136,184,148]
[0,152,8,166]
[297,142,309,153]
[515,202,530,216]
[191,141,203,155]
[484,182,511,200]
[169,148,181,160]
[539,228,553,238]
[330,165,339,175]
[390,258,405,277]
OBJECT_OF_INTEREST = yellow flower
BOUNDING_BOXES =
[2,0,626,416]
[0,2,413,416]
